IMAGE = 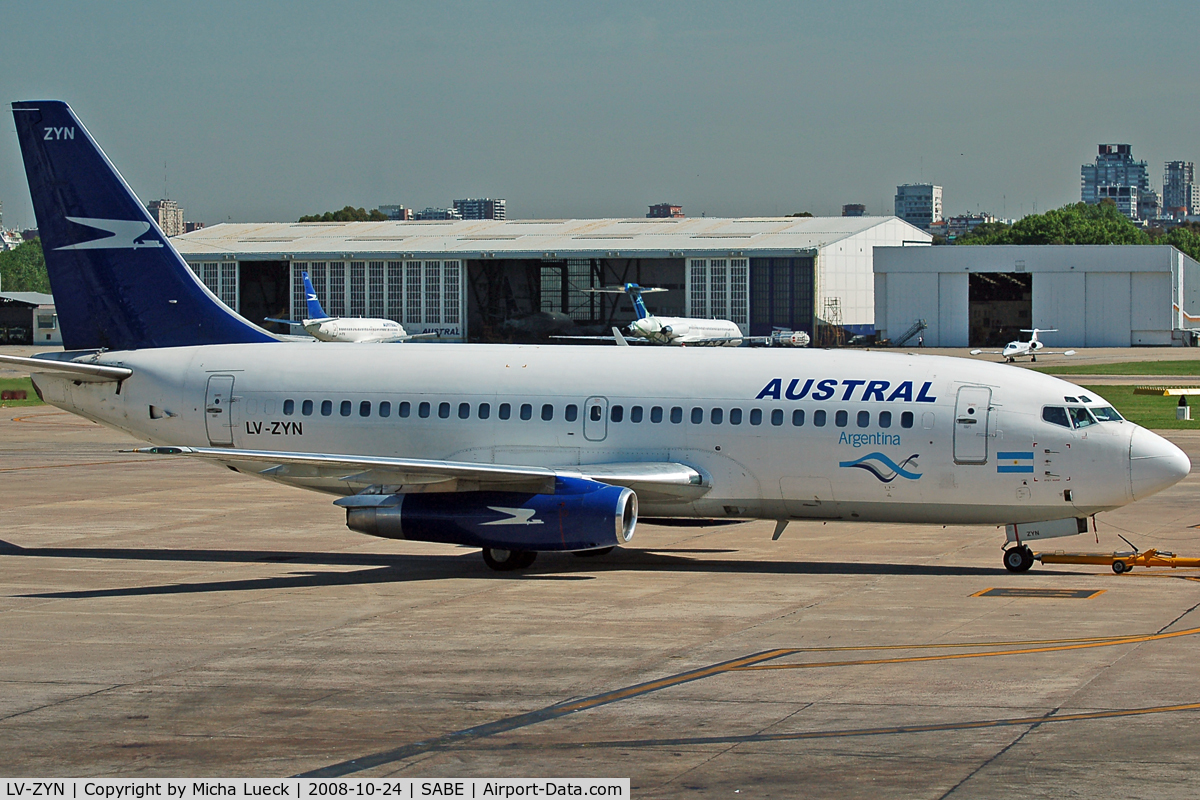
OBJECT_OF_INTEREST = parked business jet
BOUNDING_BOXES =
[3,101,1190,574]
[971,329,1076,363]
[578,283,810,347]
[265,272,429,343]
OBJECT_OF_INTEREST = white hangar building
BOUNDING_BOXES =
[874,244,1200,348]
[173,216,930,343]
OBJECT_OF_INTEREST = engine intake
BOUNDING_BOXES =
[344,476,636,552]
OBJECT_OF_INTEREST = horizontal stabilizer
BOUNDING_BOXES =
[0,353,131,382]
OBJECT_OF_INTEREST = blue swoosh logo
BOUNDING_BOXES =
[839,452,922,482]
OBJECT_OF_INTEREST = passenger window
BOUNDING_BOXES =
[771,409,784,426]
[813,409,826,427]
[857,410,869,428]
[835,410,848,427]
[499,403,511,420]
[750,408,762,425]
[398,401,410,418]
[283,399,294,416]
[691,407,703,424]
[611,405,624,422]
[1092,406,1122,422]
[542,403,554,421]
[520,403,532,420]
[671,407,683,424]
[590,405,602,422]
[1042,406,1070,428]
[479,403,491,419]
[379,401,391,418]
[302,399,314,416]
[631,406,643,423]
[922,412,935,430]
[419,401,431,418]
[565,404,578,422]
[650,406,663,423]
[1069,406,1097,428]
[321,400,333,416]
[900,411,913,428]
[439,402,451,419]
[459,402,471,419]
[711,408,723,424]
[340,400,352,417]
[879,410,892,428]
[792,409,804,426]
[359,401,371,417]
[730,408,742,425]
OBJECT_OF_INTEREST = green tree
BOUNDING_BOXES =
[1149,223,1200,263]
[957,201,1149,246]
[0,239,50,293]
[298,206,389,223]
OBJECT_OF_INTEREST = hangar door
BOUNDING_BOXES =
[969,273,1031,346]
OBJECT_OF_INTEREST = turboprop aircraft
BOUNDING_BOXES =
[3,100,1191,574]
[265,272,432,343]
[971,329,1076,363]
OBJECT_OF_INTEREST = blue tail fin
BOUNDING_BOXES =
[624,283,650,320]
[12,100,276,350]
[302,272,329,320]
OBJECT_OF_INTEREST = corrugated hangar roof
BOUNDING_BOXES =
[173,216,927,258]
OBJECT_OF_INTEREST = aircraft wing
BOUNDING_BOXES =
[969,349,1004,355]
[133,446,710,502]
[0,354,132,383]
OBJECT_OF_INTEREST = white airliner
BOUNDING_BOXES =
[3,100,1191,575]
[266,272,428,343]
[971,329,1076,363]
[575,283,809,347]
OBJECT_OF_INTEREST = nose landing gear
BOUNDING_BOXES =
[1003,545,1035,573]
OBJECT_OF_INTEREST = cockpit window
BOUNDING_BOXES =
[1063,396,1079,403]
[1068,406,1098,428]
[1042,406,1070,428]
[1079,395,1093,403]
[1091,406,1123,422]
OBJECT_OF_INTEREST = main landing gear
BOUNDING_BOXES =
[482,547,537,571]
[1003,545,1035,573]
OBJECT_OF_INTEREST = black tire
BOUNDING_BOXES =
[1112,560,1128,574]
[1003,546,1034,573]
[482,547,537,571]
[573,547,615,558]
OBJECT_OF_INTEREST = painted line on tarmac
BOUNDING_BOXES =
[734,625,1200,672]
[299,627,1200,777]
[0,459,148,473]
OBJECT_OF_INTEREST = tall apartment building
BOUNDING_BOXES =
[842,203,866,217]
[647,203,684,218]
[894,184,942,230]
[453,198,506,220]
[1164,161,1198,217]
[146,199,185,237]
[1081,144,1152,221]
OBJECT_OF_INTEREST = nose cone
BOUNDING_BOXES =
[1130,427,1191,500]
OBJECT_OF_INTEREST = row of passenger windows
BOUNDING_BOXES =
[279,398,916,429]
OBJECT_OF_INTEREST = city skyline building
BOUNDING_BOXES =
[453,198,506,220]
[414,207,463,221]
[894,184,942,231]
[1164,161,1198,217]
[842,203,866,217]
[647,203,684,218]
[1081,144,1153,221]
[378,204,414,221]
[146,198,185,237]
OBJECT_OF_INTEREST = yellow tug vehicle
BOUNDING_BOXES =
[1037,536,1200,574]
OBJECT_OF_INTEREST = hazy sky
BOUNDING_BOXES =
[1,1,1197,228]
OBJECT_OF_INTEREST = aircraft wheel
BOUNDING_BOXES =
[1003,546,1034,573]
[482,547,537,571]
[1112,560,1128,574]
[573,547,615,558]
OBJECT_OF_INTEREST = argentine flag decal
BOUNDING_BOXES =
[997,451,1035,473]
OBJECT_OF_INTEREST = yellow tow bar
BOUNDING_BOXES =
[1037,548,1200,574]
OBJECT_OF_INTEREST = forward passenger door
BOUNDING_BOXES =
[953,386,991,464]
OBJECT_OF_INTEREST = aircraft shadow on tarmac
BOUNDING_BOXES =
[0,538,1049,599]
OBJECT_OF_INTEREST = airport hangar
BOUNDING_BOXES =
[874,244,1200,348]
[172,216,931,344]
